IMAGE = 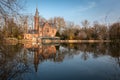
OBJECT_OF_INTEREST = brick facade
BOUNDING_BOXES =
[24,8,57,40]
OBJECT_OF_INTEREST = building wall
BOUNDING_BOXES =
[39,23,57,37]
[24,33,38,40]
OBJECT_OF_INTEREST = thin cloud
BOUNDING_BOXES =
[76,2,96,13]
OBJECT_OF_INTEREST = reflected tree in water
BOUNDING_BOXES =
[0,43,32,80]
[108,42,120,67]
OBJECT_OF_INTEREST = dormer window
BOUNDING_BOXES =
[46,28,49,32]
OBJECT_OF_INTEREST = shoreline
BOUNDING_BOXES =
[2,38,112,44]
[57,40,111,43]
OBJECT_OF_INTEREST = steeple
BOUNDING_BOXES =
[34,7,39,30]
[35,7,39,17]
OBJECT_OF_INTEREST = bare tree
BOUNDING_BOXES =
[54,17,66,33]
[109,22,120,41]
[0,0,25,17]
[82,20,90,29]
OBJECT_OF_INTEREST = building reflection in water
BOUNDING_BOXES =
[0,43,120,80]
[24,43,56,72]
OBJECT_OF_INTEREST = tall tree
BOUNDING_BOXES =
[48,17,66,34]
[109,22,120,40]
[2,18,24,39]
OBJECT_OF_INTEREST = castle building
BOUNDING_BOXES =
[24,8,57,41]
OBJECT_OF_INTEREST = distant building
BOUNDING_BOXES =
[24,8,57,40]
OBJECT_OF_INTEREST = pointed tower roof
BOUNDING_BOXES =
[35,7,39,17]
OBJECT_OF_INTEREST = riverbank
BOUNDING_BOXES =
[58,40,111,43]
[2,38,112,44]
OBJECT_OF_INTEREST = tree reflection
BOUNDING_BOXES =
[0,42,120,79]
[61,43,120,61]
[108,42,120,67]
[0,43,32,80]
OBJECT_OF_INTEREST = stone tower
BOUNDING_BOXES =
[34,8,39,30]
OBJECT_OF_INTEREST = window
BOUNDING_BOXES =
[52,30,54,33]
[46,28,49,32]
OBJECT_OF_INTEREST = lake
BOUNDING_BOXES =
[0,43,120,80]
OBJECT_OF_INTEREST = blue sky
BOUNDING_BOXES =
[23,0,120,25]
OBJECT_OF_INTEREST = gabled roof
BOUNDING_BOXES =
[39,22,57,29]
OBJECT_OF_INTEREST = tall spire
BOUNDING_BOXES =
[35,7,39,17]
[34,6,39,30]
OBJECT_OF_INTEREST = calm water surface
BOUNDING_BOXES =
[0,43,120,80]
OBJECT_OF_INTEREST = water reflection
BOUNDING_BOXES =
[0,43,30,80]
[62,43,120,62]
[0,42,120,80]
[24,43,56,72]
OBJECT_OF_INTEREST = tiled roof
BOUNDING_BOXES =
[28,29,38,34]
[39,22,57,28]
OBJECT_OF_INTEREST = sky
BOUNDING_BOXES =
[23,0,120,25]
